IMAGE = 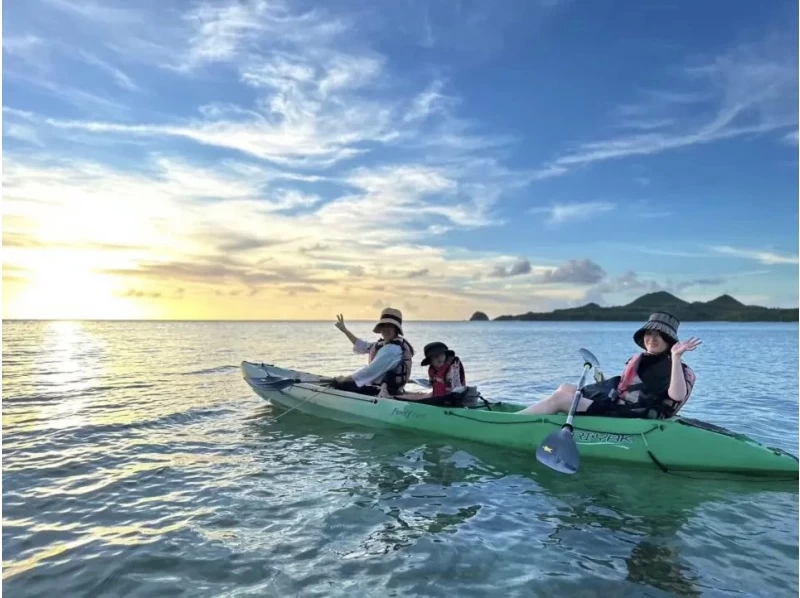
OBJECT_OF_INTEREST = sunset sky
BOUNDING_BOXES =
[3,0,798,321]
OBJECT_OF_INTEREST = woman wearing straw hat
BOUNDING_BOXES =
[518,312,701,418]
[331,307,415,397]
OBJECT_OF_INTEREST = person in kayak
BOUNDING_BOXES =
[330,307,415,397]
[518,312,701,418]
[394,341,468,405]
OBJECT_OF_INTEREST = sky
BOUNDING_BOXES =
[2,0,798,321]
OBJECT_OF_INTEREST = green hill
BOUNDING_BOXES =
[494,292,798,322]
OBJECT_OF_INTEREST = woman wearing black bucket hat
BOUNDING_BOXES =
[518,312,701,419]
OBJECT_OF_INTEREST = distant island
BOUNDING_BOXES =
[469,311,489,321]
[493,292,798,322]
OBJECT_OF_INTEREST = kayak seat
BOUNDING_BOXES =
[393,386,496,409]
[461,386,499,410]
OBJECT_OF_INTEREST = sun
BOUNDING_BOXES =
[5,251,147,320]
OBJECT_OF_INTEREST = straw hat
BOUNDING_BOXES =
[633,312,680,349]
[373,307,404,335]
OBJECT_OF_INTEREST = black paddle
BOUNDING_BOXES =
[249,374,333,391]
[535,348,601,475]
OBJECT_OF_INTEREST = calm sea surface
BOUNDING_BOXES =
[3,320,798,597]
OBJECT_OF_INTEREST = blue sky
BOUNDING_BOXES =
[2,0,798,320]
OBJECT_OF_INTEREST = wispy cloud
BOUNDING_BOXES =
[4,123,44,146]
[43,0,143,24]
[534,32,798,178]
[636,210,673,219]
[2,34,47,67]
[529,201,615,225]
[710,245,799,265]
[76,51,140,92]
[121,288,162,299]
[1,151,544,317]
[4,0,533,173]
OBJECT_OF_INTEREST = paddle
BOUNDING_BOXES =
[535,348,601,475]
[250,374,334,391]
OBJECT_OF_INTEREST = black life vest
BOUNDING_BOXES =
[616,352,695,419]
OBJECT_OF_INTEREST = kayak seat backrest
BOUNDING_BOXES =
[460,386,482,407]
[461,386,500,410]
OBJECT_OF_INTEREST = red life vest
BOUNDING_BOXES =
[367,337,415,393]
[428,356,466,397]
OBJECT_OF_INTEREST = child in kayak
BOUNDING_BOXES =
[518,312,701,419]
[397,341,469,405]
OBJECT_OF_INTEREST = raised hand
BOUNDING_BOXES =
[335,314,347,333]
[671,336,702,358]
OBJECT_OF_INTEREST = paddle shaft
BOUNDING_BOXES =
[563,362,592,431]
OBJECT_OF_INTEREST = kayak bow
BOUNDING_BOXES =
[241,361,798,479]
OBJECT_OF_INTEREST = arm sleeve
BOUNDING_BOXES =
[353,338,373,355]
[351,344,402,387]
[447,363,466,393]
[682,365,697,400]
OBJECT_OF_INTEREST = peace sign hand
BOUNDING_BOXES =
[335,314,347,333]
[671,336,702,358]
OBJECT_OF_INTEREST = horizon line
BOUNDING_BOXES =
[3,318,797,324]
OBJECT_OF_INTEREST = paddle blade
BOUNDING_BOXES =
[536,427,581,474]
[579,348,601,369]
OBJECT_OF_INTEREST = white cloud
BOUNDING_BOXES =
[2,34,46,63]
[176,0,350,73]
[76,51,140,92]
[710,245,799,265]
[4,123,44,146]
[529,201,616,225]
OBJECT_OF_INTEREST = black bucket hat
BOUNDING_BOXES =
[633,312,680,349]
[420,341,455,366]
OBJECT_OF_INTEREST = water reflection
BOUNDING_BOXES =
[626,540,700,596]
[246,408,796,594]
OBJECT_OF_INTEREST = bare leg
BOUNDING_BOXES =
[517,383,594,415]
[394,391,433,401]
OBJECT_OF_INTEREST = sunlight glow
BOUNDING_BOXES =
[6,254,147,320]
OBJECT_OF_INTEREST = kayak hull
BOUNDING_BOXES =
[241,361,798,479]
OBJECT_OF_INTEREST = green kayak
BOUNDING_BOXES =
[241,361,798,479]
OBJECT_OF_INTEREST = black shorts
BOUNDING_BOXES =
[330,381,381,396]
[583,396,643,418]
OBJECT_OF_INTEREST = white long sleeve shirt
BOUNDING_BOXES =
[350,338,403,387]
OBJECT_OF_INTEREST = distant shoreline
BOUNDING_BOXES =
[4,318,798,324]
[477,291,798,324]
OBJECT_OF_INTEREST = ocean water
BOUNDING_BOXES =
[2,319,798,597]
